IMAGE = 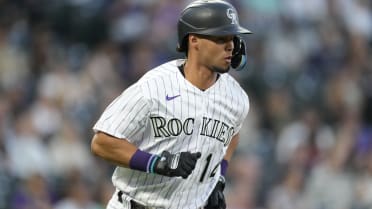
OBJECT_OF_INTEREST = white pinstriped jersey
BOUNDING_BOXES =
[93,59,249,209]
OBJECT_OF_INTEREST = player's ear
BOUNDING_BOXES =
[189,34,199,50]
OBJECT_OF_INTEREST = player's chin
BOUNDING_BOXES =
[211,65,230,74]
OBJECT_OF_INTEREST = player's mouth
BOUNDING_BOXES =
[224,56,232,63]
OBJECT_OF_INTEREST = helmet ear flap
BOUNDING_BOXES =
[177,35,189,53]
[231,36,247,71]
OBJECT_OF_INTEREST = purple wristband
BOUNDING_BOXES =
[129,149,157,172]
[220,159,228,177]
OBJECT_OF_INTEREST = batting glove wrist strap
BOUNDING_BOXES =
[129,149,158,173]
[220,159,229,177]
[153,151,201,179]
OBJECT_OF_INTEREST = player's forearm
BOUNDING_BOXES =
[91,131,200,178]
[223,133,239,162]
[91,131,137,167]
[219,134,239,177]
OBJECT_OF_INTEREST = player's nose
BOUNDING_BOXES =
[225,39,234,52]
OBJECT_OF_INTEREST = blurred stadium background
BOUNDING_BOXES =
[0,0,371,209]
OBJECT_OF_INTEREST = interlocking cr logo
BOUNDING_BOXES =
[226,8,238,25]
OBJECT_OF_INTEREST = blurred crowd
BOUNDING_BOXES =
[0,0,371,209]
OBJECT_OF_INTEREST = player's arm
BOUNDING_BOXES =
[205,133,239,209]
[91,131,137,168]
[223,133,239,163]
[91,131,201,179]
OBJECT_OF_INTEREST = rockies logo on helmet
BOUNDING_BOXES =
[226,8,238,25]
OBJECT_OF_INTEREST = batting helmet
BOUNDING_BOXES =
[177,0,252,52]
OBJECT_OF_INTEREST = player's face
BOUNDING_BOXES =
[195,34,235,73]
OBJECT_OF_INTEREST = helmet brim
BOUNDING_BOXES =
[193,24,252,36]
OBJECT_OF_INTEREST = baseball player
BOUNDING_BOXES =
[91,1,252,209]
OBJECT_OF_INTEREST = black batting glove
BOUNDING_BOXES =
[205,176,226,209]
[153,151,201,179]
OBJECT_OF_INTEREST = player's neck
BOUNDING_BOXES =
[183,61,219,91]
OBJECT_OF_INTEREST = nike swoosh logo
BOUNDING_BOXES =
[166,94,180,101]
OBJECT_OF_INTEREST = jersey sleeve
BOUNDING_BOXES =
[233,90,250,135]
[93,83,151,141]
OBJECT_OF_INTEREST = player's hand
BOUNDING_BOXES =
[205,176,226,209]
[153,151,201,179]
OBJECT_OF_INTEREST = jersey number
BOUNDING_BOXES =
[199,153,219,182]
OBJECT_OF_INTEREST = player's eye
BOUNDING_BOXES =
[213,36,234,44]
[196,34,234,44]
